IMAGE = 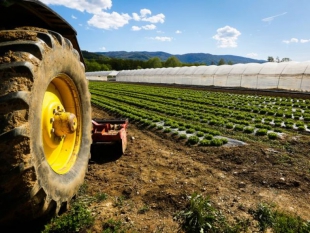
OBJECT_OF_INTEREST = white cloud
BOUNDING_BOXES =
[132,13,140,21]
[142,13,165,23]
[246,53,258,58]
[283,38,310,44]
[131,26,141,31]
[142,24,156,30]
[132,24,156,31]
[40,0,112,14]
[42,1,165,30]
[213,26,241,48]
[88,12,131,30]
[283,38,299,44]
[300,39,310,43]
[153,36,172,42]
[100,47,106,51]
[175,30,182,34]
[140,9,151,17]
[262,12,287,22]
[133,9,165,23]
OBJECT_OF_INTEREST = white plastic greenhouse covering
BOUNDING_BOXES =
[116,61,310,92]
[86,71,119,81]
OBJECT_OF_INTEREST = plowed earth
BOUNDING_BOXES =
[86,105,310,232]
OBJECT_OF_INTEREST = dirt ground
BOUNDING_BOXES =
[86,105,310,232]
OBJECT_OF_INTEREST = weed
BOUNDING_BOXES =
[250,202,310,233]
[138,205,150,214]
[273,212,310,233]
[96,192,108,202]
[176,193,249,233]
[176,193,223,232]
[114,196,125,208]
[250,203,275,232]
[78,182,88,196]
[102,219,124,233]
[43,201,94,233]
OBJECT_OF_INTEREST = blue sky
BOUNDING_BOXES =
[41,0,310,62]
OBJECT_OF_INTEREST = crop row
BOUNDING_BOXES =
[89,82,310,144]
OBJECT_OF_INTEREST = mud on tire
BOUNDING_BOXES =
[0,29,91,224]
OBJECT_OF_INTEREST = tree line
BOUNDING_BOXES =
[84,53,233,72]
[85,55,292,72]
[267,56,291,63]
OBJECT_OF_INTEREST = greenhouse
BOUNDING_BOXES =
[86,71,119,81]
[116,61,310,92]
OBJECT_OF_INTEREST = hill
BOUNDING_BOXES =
[86,50,266,65]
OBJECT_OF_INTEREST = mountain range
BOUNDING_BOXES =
[85,51,266,65]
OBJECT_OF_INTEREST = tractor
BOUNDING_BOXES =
[0,0,108,225]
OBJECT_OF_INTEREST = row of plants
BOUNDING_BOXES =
[91,96,229,146]
[92,93,279,147]
[90,82,310,131]
[92,81,310,113]
[89,82,310,145]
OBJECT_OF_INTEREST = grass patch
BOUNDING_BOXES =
[96,192,108,202]
[177,196,310,233]
[102,219,125,233]
[250,203,310,233]
[176,193,249,233]
[43,201,94,233]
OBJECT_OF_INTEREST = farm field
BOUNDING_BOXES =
[81,82,310,232]
[90,81,310,143]
[30,82,310,232]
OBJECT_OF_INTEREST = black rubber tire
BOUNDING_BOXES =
[0,29,91,225]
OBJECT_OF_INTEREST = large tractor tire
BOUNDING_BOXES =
[0,28,91,225]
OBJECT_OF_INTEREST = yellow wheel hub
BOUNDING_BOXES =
[41,75,81,174]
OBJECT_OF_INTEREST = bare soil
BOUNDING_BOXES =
[86,105,310,232]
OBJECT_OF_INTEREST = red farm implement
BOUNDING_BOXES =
[91,118,128,154]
